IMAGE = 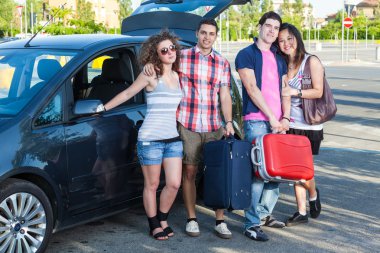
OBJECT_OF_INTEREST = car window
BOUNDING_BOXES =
[72,48,143,110]
[87,55,111,83]
[34,90,63,127]
[0,61,15,99]
[0,49,77,116]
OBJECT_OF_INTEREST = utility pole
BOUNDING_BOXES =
[219,15,222,53]
[341,0,344,62]
[346,5,350,62]
[24,0,28,35]
[365,17,368,48]
[31,3,34,34]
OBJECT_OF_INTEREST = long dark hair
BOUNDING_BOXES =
[278,23,307,68]
[139,29,181,76]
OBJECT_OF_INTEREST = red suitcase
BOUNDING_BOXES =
[251,134,314,183]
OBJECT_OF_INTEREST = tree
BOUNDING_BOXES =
[281,0,292,17]
[261,0,273,13]
[239,1,261,40]
[76,0,94,21]
[0,0,16,36]
[292,0,305,29]
[118,0,133,21]
[50,6,72,27]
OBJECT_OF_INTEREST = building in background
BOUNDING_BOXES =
[272,0,314,28]
[48,0,120,29]
[356,0,379,18]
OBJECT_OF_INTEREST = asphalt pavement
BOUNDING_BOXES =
[46,42,380,253]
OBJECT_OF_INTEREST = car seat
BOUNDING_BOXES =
[87,58,133,105]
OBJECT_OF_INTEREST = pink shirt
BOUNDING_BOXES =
[243,50,282,121]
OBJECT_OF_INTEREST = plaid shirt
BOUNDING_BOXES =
[177,46,231,132]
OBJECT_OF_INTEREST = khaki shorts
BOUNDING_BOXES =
[178,123,224,165]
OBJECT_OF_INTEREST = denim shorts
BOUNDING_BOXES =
[137,140,183,166]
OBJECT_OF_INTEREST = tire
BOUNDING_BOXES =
[0,178,54,253]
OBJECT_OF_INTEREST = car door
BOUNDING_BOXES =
[64,47,145,214]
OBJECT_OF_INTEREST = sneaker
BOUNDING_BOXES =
[214,222,232,239]
[261,215,285,228]
[309,188,321,218]
[286,212,308,227]
[244,226,269,241]
[185,220,200,237]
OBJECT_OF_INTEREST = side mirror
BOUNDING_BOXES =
[73,99,105,115]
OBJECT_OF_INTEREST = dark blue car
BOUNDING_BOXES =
[0,0,248,252]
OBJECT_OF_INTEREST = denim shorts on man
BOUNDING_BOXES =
[137,140,183,166]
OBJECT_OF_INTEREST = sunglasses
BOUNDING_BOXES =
[159,44,176,55]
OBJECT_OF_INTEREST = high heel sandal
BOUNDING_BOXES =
[158,211,174,237]
[147,216,168,240]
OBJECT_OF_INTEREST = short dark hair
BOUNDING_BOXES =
[197,18,219,33]
[278,23,307,68]
[258,11,282,27]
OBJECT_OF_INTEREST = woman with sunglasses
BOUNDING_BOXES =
[104,30,182,240]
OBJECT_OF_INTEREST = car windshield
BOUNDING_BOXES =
[134,0,218,16]
[0,49,77,116]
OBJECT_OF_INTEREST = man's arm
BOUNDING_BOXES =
[237,68,282,133]
[219,85,234,136]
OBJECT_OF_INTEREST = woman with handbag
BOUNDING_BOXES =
[277,23,324,226]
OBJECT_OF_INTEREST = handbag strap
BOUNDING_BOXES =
[302,55,325,89]
[304,56,311,76]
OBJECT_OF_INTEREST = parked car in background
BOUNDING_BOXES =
[0,0,249,252]
[0,37,21,44]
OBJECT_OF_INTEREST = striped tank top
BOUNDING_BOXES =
[288,54,323,131]
[138,76,182,141]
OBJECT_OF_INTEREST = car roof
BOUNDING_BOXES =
[0,34,148,50]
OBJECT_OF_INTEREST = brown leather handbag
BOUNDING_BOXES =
[301,56,337,125]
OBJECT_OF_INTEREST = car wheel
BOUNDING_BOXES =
[0,178,53,253]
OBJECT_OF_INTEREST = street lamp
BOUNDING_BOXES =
[113,9,118,34]
[16,5,23,37]
[365,16,368,48]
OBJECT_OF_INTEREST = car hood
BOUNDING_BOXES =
[122,0,251,44]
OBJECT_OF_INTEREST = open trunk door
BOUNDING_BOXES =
[121,0,251,44]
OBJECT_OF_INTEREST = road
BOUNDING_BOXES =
[46,42,380,253]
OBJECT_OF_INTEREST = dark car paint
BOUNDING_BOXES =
[0,13,243,237]
[0,35,153,231]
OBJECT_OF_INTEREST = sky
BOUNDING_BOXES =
[131,0,350,18]
[307,0,344,17]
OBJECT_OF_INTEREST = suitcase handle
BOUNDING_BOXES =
[251,146,262,166]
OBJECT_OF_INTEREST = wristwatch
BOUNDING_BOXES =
[297,89,302,98]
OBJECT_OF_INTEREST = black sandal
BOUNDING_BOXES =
[147,216,168,240]
[158,211,174,237]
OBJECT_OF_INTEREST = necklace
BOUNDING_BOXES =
[288,63,296,70]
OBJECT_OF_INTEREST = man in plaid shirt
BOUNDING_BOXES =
[144,19,234,239]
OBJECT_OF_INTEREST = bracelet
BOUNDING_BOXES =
[226,120,233,125]
[282,116,290,122]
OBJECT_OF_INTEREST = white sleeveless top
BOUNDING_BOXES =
[138,76,182,141]
[288,54,323,131]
